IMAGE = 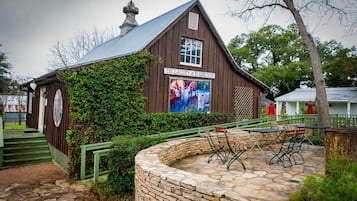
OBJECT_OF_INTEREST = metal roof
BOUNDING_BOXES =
[275,87,357,103]
[26,0,269,93]
[73,0,195,67]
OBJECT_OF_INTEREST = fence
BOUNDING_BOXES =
[278,114,357,128]
[80,114,357,182]
[4,112,26,123]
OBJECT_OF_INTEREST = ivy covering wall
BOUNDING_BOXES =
[61,51,236,177]
[62,51,152,176]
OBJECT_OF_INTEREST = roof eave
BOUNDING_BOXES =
[69,50,141,69]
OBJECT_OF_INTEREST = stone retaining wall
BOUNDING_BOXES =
[134,129,296,200]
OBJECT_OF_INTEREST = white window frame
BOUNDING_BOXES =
[188,12,199,30]
[180,37,203,67]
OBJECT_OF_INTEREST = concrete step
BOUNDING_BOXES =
[3,156,53,168]
[4,139,48,147]
[1,135,52,169]
[4,150,51,160]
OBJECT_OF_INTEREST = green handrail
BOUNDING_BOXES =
[93,149,111,183]
[80,141,113,180]
[80,114,357,182]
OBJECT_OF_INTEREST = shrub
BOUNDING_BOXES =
[289,156,357,201]
[107,135,167,197]
[139,112,236,134]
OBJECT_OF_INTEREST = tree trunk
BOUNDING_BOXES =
[283,0,330,127]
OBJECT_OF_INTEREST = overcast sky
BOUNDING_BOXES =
[0,0,356,81]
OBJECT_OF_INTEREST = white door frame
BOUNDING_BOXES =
[38,87,46,133]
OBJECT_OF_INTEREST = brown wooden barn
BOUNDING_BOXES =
[22,0,269,169]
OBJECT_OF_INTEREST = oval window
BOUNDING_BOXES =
[53,89,63,127]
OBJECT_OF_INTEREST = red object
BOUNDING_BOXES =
[267,101,276,115]
[307,101,314,114]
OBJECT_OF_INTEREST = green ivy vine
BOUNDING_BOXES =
[61,50,236,178]
[61,51,152,176]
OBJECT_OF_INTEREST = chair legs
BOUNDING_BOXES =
[223,131,247,171]
[269,143,293,168]
[290,152,305,165]
[290,142,305,165]
[207,145,227,164]
[205,128,247,171]
[204,128,227,164]
[226,149,246,170]
[269,141,305,168]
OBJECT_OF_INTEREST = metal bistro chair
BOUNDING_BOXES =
[269,129,297,168]
[223,130,247,171]
[203,128,227,164]
[288,129,305,166]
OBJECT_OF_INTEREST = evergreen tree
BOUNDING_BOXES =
[0,44,11,94]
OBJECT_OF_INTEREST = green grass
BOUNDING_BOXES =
[4,123,26,130]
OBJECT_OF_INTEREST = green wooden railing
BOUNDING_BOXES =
[80,114,357,182]
[80,141,113,180]
[93,149,111,183]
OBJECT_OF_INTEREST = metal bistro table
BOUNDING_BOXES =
[296,125,330,145]
[243,128,281,156]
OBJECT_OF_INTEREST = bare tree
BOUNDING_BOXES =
[48,27,119,70]
[7,76,27,125]
[231,0,357,127]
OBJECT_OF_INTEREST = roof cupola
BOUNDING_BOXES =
[119,1,139,36]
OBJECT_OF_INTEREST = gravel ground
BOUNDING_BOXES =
[0,163,99,200]
[0,163,67,188]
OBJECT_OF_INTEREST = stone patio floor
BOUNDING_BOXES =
[172,144,325,201]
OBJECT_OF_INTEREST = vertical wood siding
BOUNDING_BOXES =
[44,81,69,154]
[145,6,262,117]
[26,89,39,129]
[26,80,69,154]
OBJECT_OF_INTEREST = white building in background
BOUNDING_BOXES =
[0,95,27,113]
[275,87,357,116]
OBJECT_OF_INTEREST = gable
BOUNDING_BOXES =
[146,2,268,92]
[68,0,268,92]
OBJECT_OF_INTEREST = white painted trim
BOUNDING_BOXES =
[347,102,351,117]
[188,12,199,30]
[164,67,215,79]
[296,101,300,115]
[38,87,46,133]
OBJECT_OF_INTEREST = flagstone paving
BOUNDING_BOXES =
[0,163,98,201]
[172,144,325,201]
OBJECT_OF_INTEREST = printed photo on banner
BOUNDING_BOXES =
[169,77,211,112]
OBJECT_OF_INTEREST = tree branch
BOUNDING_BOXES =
[231,0,288,19]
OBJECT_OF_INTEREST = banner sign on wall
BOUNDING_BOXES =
[164,67,215,79]
[169,77,211,112]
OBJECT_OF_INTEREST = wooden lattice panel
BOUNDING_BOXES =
[234,86,253,120]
